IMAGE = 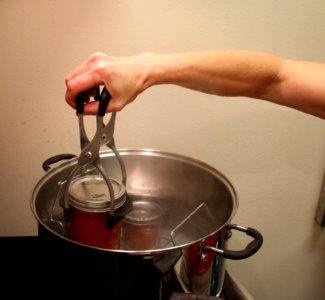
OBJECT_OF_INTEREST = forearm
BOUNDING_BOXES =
[143,50,325,118]
[144,50,283,98]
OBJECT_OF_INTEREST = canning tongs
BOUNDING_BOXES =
[62,86,129,228]
[76,86,126,186]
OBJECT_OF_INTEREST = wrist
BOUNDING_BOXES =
[141,52,178,90]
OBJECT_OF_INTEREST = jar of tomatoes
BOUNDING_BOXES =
[121,201,161,250]
[68,175,126,249]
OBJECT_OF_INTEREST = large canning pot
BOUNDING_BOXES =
[31,149,262,298]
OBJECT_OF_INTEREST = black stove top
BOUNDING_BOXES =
[1,234,230,299]
[1,234,183,299]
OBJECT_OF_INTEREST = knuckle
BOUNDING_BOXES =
[95,61,108,76]
[90,52,106,62]
[65,79,75,91]
[89,53,109,78]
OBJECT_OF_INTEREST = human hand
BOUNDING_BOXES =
[65,52,152,114]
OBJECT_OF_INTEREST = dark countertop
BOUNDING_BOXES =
[1,235,237,300]
[1,234,182,299]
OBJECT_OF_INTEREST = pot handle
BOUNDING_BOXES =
[204,224,263,260]
[42,154,77,171]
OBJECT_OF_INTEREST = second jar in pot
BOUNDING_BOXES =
[121,200,161,250]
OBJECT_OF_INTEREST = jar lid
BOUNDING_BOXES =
[124,201,161,225]
[68,175,126,212]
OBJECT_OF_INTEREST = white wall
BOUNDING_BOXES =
[1,1,324,299]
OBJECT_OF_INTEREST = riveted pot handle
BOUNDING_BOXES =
[204,224,263,260]
[42,154,77,171]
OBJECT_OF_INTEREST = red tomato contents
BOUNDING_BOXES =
[69,207,121,249]
[121,201,161,250]
[122,221,160,250]
[67,175,126,249]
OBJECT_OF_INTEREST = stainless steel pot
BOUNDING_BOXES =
[31,149,262,298]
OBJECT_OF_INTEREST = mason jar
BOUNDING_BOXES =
[68,175,126,249]
[121,200,161,250]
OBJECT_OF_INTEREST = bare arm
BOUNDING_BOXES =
[65,50,325,119]
[273,59,325,118]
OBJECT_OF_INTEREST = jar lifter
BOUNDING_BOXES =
[61,86,131,228]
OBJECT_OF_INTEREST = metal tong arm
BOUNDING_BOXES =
[97,90,127,186]
[76,87,111,166]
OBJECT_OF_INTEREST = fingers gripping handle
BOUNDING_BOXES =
[75,86,111,115]
[76,92,87,114]
[98,87,111,116]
